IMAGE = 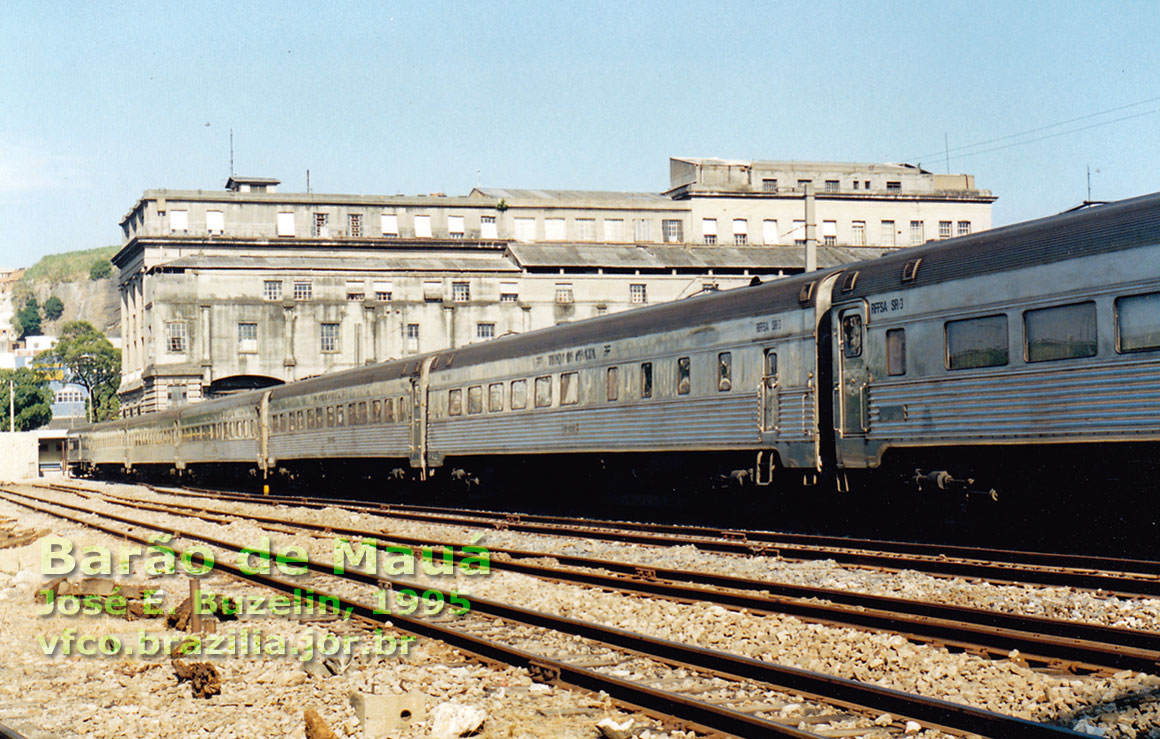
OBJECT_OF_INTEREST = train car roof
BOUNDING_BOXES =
[842,191,1160,299]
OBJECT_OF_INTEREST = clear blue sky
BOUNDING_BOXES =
[2,1,1157,267]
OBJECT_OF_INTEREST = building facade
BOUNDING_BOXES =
[113,158,994,415]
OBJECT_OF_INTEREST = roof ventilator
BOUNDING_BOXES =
[840,270,860,293]
[798,281,816,303]
[901,258,923,283]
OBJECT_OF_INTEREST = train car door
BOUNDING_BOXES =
[758,347,779,435]
[835,303,871,465]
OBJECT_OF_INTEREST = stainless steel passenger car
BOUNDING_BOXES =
[68,192,1160,493]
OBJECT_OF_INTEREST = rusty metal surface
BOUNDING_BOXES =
[2,486,1085,738]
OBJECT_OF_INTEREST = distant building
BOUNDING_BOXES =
[113,161,995,415]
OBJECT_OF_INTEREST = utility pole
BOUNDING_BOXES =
[804,182,817,273]
[8,379,13,433]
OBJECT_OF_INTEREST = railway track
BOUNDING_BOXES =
[42,481,1160,676]
[125,481,1160,597]
[1,483,1090,738]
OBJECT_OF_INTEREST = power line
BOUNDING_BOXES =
[902,94,1160,163]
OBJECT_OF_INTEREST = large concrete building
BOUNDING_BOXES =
[113,158,994,415]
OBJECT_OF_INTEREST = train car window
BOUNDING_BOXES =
[677,357,691,395]
[399,396,409,421]
[841,315,863,358]
[488,383,504,412]
[358,401,368,424]
[764,350,778,377]
[1024,302,1097,362]
[1115,292,1160,352]
[449,389,463,416]
[946,315,1009,369]
[717,353,732,391]
[383,398,394,422]
[336,405,344,426]
[560,372,579,405]
[640,362,653,398]
[372,400,382,423]
[886,328,907,376]
[467,386,483,414]
[607,367,619,401]
[511,380,528,410]
[295,412,304,432]
[324,407,333,427]
[288,414,296,432]
[304,409,314,430]
[535,376,553,408]
[348,403,358,425]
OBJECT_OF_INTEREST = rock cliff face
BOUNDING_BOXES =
[28,277,121,337]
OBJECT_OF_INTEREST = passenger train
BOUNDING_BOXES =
[67,192,1160,500]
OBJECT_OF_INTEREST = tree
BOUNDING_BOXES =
[0,368,53,432]
[89,259,113,280]
[12,296,41,338]
[36,321,121,422]
[43,296,64,321]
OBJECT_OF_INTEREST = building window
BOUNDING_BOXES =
[277,212,295,237]
[313,213,329,238]
[476,322,495,340]
[480,215,497,239]
[452,282,470,302]
[206,210,224,234]
[576,218,596,241]
[349,214,363,237]
[603,219,624,242]
[851,221,866,246]
[346,280,365,301]
[448,215,465,238]
[374,281,392,301]
[853,181,859,190]
[662,219,683,243]
[293,281,312,300]
[824,180,840,193]
[544,218,566,241]
[423,280,443,302]
[633,219,652,242]
[405,323,420,353]
[169,210,188,233]
[263,280,283,300]
[910,220,925,245]
[514,217,536,241]
[595,305,608,316]
[822,220,837,246]
[630,283,647,304]
[166,322,187,353]
[237,323,258,353]
[733,219,748,245]
[702,218,717,245]
[762,219,778,245]
[797,179,812,190]
[320,323,340,353]
[762,178,778,193]
[939,221,952,239]
[957,220,972,236]
[500,281,518,302]
[793,219,806,246]
[381,213,398,237]
[881,220,896,247]
[886,181,901,192]
[413,214,432,238]
[555,283,574,304]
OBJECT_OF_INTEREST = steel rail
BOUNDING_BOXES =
[128,482,1160,597]
[138,482,1160,579]
[73,482,1160,673]
[1,486,1085,738]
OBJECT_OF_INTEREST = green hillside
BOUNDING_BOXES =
[20,245,119,285]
